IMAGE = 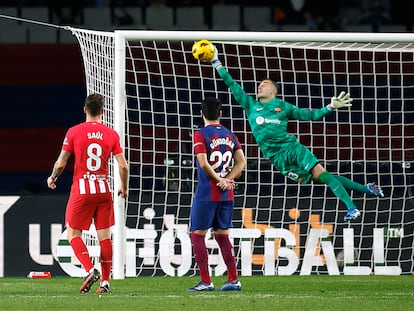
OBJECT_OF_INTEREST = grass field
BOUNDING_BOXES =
[0,275,412,310]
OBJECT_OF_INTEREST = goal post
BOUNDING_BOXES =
[112,33,127,280]
[69,28,414,279]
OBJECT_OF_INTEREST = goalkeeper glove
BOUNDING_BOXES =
[211,46,222,69]
[328,91,353,110]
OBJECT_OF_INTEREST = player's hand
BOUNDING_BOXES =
[47,176,57,190]
[330,91,353,109]
[216,178,235,191]
[211,46,222,69]
[118,188,128,198]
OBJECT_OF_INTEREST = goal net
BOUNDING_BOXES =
[70,28,414,278]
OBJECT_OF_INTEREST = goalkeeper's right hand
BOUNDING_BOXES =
[211,46,222,69]
[329,91,353,110]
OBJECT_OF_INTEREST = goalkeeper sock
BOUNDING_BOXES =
[70,236,94,273]
[214,233,238,282]
[99,238,112,283]
[190,232,211,284]
[333,175,367,193]
[318,171,357,210]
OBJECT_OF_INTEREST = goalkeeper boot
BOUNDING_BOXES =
[344,208,361,221]
[366,182,384,197]
[219,280,242,291]
[80,268,101,293]
[96,281,110,294]
[187,281,214,292]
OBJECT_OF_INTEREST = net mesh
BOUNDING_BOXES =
[71,28,414,276]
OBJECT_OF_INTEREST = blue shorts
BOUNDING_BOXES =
[189,200,234,232]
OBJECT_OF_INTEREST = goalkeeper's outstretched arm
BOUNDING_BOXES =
[211,46,223,70]
[327,91,353,110]
[210,45,353,112]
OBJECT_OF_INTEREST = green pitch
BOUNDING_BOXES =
[0,275,412,310]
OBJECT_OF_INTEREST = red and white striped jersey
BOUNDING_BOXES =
[61,121,123,196]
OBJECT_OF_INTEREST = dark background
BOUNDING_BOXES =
[0,44,85,194]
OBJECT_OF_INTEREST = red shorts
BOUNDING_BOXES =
[65,192,114,230]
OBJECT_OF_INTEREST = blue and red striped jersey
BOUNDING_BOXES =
[193,124,242,202]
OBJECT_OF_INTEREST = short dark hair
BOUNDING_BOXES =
[264,79,281,94]
[85,93,104,116]
[273,81,281,94]
[201,97,221,120]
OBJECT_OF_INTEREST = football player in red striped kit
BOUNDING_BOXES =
[47,93,128,294]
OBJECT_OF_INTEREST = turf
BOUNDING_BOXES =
[0,275,412,310]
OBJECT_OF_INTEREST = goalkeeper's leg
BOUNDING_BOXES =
[317,171,357,210]
[316,170,362,221]
[333,175,384,197]
[332,175,366,192]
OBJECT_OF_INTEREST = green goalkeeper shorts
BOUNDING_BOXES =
[270,142,319,184]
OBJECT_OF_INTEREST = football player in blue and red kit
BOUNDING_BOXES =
[187,97,246,292]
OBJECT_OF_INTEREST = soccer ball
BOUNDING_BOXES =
[192,39,215,62]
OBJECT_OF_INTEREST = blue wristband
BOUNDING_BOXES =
[212,60,222,68]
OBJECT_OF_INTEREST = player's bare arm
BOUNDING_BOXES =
[114,153,129,198]
[225,149,246,181]
[220,149,246,190]
[196,152,231,190]
[197,152,241,191]
[196,153,221,183]
[47,150,71,189]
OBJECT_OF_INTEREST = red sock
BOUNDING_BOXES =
[190,232,210,284]
[214,233,238,282]
[70,236,94,273]
[99,238,112,283]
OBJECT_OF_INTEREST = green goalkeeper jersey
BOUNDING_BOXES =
[217,67,332,159]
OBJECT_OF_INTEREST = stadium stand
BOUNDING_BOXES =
[176,6,208,30]
[0,3,412,43]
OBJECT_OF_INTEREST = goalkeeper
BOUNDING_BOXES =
[208,46,384,221]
